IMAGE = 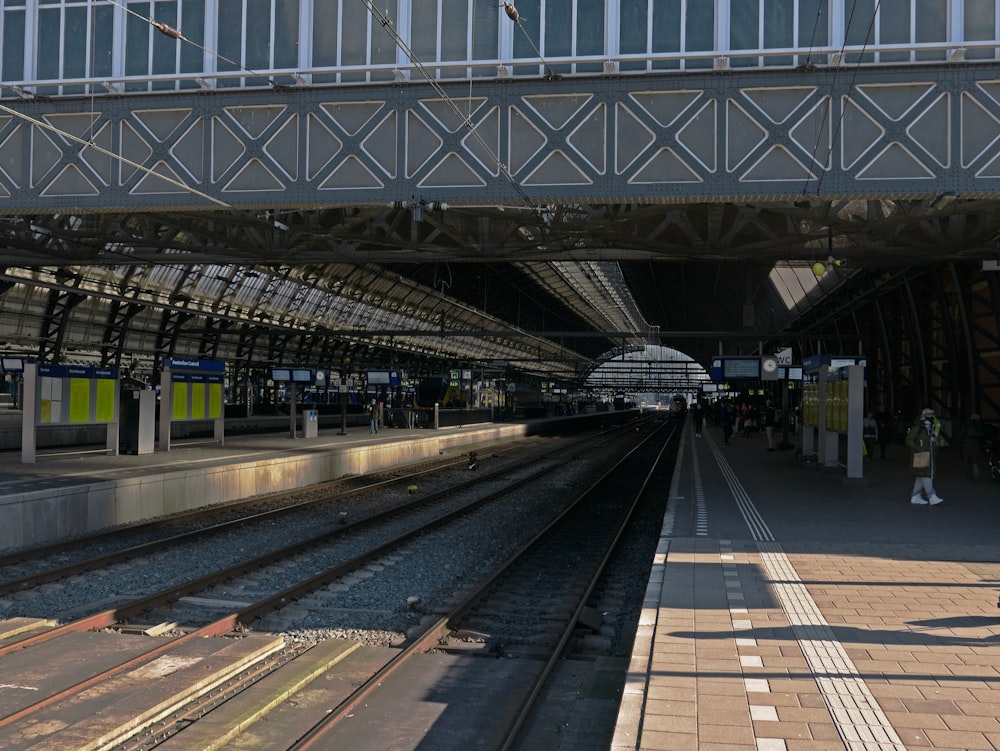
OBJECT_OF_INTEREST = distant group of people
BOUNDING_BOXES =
[698,396,995,509]
[701,398,777,450]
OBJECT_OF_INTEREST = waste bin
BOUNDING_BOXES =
[302,409,318,438]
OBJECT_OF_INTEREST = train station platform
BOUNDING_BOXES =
[614,420,1000,751]
[0,410,537,551]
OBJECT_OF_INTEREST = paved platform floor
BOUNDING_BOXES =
[615,421,1000,751]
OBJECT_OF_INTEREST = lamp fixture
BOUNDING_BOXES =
[811,256,845,278]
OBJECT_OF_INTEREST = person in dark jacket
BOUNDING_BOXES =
[905,407,944,505]
[719,401,733,445]
[959,413,986,481]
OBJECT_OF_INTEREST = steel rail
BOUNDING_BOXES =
[283,417,672,751]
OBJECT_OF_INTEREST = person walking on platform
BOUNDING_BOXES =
[719,401,734,445]
[692,402,703,437]
[959,413,986,481]
[369,399,379,434]
[763,400,776,451]
[905,407,944,505]
[862,411,879,459]
[875,404,892,459]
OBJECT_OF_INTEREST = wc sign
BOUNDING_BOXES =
[774,348,793,366]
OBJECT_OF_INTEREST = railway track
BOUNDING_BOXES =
[0,417,664,750]
[0,438,535,588]
[284,418,678,751]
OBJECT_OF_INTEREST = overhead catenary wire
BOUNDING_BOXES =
[360,0,541,213]
[805,0,882,199]
[500,2,558,80]
[103,0,283,89]
[0,102,232,209]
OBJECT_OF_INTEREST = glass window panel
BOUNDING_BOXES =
[442,0,469,59]
[217,0,243,73]
[274,0,299,69]
[512,0,541,73]
[620,0,648,56]
[152,1,179,89]
[125,3,152,89]
[63,6,87,74]
[62,5,87,92]
[2,10,25,81]
[764,0,794,65]
[37,7,61,80]
[731,0,759,50]
[340,0,370,81]
[545,0,573,56]
[798,0,828,49]
[965,0,996,59]
[686,0,714,68]
[914,0,946,60]
[312,1,339,69]
[92,4,113,77]
[245,0,271,74]
[546,0,573,74]
[411,0,438,61]
[880,0,909,61]
[576,0,603,72]
[179,0,205,75]
[370,3,395,80]
[471,0,498,71]
[730,0,759,67]
[844,0,875,63]
[651,0,680,70]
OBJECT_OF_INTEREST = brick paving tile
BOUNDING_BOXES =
[746,692,804,707]
[696,694,750,714]
[752,720,814,740]
[941,714,1000,732]
[954,701,1000,716]
[647,675,697,690]
[695,744,756,751]
[643,698,696,717]
[773,707,836,724]
[784,741,852,751]
[866,683,926,699]
[767,679,823,694]
[638,729,698,750]
[884,711,949,729]
[915,685,977,701]
[697,723,756,745]
[698,679,753,695]
[893,728,931,746]
[646,685,697,701]
[848,658,903,672]
[640,712,696,734]
[945,663,1000,678]
[696,659,743,672]
[871,696,906,712]
[805,723,843,742]
[923,728,994,749]
[796,693,829,708]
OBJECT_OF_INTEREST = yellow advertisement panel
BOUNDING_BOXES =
[191,382,206,419]
[40,399,52,424]
[95,379,116,422]
[173,382,188,420]
[69,378,91,423]
[208,383,223,419]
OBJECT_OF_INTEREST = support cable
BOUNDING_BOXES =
[104,0,284,89]
[806,0,881,198]
[359,0,540,212]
